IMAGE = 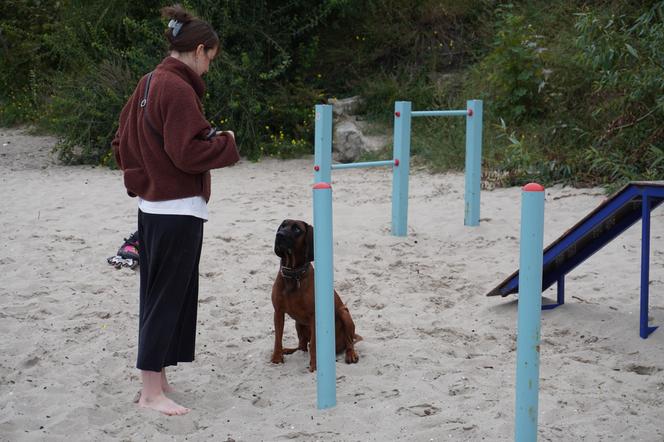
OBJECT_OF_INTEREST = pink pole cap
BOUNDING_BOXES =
[523,182,545,192]
[313,182,332,190]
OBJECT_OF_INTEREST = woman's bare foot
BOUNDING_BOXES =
[161,369,176,394]
[139,369,189,415]
[138,392,190,416]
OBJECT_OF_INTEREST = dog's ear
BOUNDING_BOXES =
[274,236,283,257]
[274,222,284,257]
[305,223,314,262]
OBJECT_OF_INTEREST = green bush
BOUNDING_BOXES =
[201,0,345,159]
[0,0,58,125]
[0,1,164,163]
[44,59,138,165]
[480,5,548,122]
[1,1,344,163]
[574,2,664,186]
[1,0,662,189]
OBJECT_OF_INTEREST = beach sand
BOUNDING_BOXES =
[1,127,663,441]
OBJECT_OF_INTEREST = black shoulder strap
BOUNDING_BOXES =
[140,72,153,108]
[138,72,163,142]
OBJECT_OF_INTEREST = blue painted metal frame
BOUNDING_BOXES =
[314,100,482,235]
[514,185,545,442]
[464,100,483,227]
[412,109,468,117]
[332,160,395,170]
[487,182,664,338]
[314,105,333,184]
[313,182,336,409]
[392,101,412,236]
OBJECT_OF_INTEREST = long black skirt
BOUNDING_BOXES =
[136,210,203,372]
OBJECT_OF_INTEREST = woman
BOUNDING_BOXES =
[112,4,239,416]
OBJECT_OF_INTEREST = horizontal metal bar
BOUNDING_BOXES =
[331,160,395,170]
[412,110,468,117]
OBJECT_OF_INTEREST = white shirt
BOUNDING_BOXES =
[138,196,208,221]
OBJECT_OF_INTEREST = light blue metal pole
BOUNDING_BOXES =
[332,159,396,170]
[314,105,333,184]
[515,182,545,442]
[312,182,336,409]
[392,101,412,236]
[464,100,483,226]
[412,109,469,117]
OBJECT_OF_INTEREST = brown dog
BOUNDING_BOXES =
[271,219,360,372]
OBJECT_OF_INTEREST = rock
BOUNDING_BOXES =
[333,119,364,162]
[327,97,390,163]
[328,96,364,117]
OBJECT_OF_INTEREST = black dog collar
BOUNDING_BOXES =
[280,264,309,287]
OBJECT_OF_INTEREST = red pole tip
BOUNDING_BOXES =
[467,108,473,116]
[395,111,401,117]
[394,158,400,166]
[314,165,320,171]
[313,182,332,190]
[523,182,545,192]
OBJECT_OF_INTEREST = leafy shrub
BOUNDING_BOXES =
[180,0,346,160]
[1,0,662,189]
[2,1,342,163]
[0,1,164,162]
[480,5,548,122]
[0,0,58,124]
[45,59,137,165]
[574,1,664,185]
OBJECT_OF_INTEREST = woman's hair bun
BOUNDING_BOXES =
[160,3,220,53]
[161,4,194,24]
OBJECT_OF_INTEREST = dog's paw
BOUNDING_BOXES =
[271,353,284,364]
[345,349,359,364]
[308,360,317,372]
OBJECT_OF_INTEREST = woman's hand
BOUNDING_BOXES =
[217,130,234,141]
[216,130,238,165]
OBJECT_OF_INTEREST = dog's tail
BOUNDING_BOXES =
[353,334,363,343]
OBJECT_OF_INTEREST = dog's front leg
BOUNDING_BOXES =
[338,304,359,364]
[283,322,309,355]
[271,310,286,364]
[295,322,309,352]
[308,318,317,372]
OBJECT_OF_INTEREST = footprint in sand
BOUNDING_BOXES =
[623,364,663,375]
[396,403,441,417]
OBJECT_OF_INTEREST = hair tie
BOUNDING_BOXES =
[168,19,183,37]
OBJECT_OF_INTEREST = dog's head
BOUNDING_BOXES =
[274,219,314,264]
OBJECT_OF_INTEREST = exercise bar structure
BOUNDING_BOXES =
[314,100,483,236]
[311,100,482,409]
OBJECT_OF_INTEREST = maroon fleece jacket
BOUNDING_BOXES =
[112,56,239,202]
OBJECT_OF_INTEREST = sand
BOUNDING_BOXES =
[1,127,663,441]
